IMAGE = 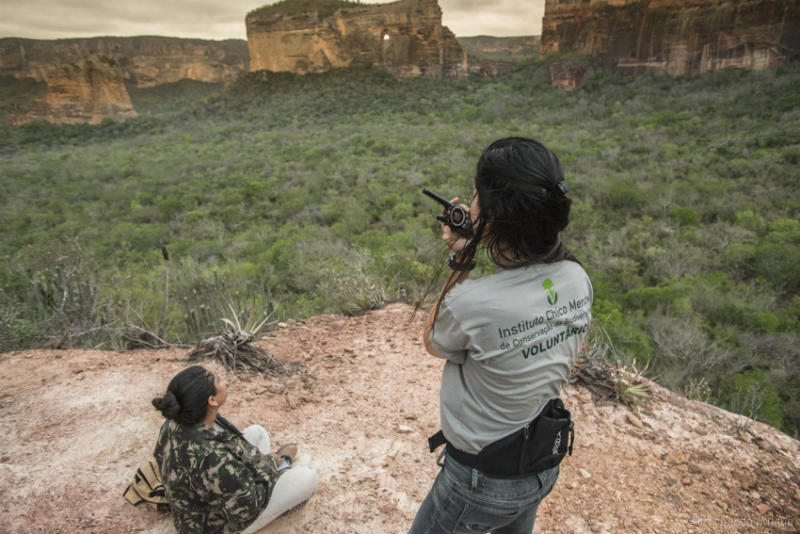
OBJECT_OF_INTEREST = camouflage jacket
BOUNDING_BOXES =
[153,415,279,534]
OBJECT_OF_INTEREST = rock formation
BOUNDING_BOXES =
[541,0,800,77]
[9,55,137,125]
[245,0,467,78]
[457,36,540,63]
[0,36,248,87]
[548,60,592,90]
[458,35,540,77]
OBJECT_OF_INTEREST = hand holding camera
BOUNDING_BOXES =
[422,188,474,240]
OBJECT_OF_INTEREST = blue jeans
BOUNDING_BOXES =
[408,451,559,534]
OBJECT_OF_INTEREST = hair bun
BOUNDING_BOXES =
[152,391,181,420]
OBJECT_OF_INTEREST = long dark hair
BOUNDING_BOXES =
[152,365,216,425]
[468,136,576,267]
[433,137,577,316]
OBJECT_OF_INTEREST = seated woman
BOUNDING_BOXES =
[152,365,319,534]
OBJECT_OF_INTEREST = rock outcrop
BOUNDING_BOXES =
[9,55,137,125]
[246,0,467,79]
[457,36,540,63]
[458,35,540,77]
[0,36,248,87]
[541,0,800,77]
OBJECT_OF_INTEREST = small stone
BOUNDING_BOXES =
[396,425,414,434]
[778,453,797,471]
[754,437,777,452]
[794,488,800,501]
[688,463,704,474]
[664,477,677,486]
[662,451,687,465]
[694,425,708,436]
[277,322,288,328]
[682,476,693,486]
[0,456,9,463]
[756,503,772,515]
[723,479,737,490]
[626,413,644,429]
[732,471,757,490]
[579,468,591,479]
[695,451,714,462]
[378,500,396,513]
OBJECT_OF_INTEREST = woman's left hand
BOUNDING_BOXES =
[441,197,471,254]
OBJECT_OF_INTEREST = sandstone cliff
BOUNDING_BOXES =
[540,0,800,76]
[0,36,248,88]
[246,0,467,79]
[9,55,137,125]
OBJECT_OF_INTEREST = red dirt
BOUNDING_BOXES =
[1,303,798,533]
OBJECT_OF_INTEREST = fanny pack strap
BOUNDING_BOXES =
[428,430,447,453]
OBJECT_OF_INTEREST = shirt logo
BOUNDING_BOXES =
[542,278,558,306]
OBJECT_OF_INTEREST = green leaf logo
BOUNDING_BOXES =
[543,278,558,306]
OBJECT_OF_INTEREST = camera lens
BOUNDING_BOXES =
[451,209,464,225]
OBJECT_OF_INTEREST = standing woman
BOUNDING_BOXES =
[410,137,593,534]
[152,365,319,534]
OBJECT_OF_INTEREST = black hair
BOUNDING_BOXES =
[152,365,216,425]
[465,137,576,267]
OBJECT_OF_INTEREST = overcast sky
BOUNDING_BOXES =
[0,0,545,41]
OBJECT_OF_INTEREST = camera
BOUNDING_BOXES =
[422,188,474,238]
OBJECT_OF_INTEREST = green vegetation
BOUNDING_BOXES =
[1,60,798,436]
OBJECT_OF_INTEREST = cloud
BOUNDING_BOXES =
[0,0,545,41]
[1,0,260,39]
[440,0,544,35]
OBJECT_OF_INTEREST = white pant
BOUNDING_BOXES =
[240,425,319,534]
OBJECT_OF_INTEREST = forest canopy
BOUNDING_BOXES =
[1,60,798,435]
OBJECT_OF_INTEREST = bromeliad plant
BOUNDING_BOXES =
[570,326,651,405]
[186,296,288,374]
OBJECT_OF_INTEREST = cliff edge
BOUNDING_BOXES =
[0,36,248,88]
[7,55,137,125]
[0,304,798,533]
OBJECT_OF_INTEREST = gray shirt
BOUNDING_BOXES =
[430,260,593,454]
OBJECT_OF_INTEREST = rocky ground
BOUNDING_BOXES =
[1,303,798,533]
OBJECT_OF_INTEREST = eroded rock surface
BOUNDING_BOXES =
[9,55,137,125]
[0,36,248,88]
[246,0,466,78]
[541,0,800,76]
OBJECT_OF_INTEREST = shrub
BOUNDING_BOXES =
[718,368,784,430]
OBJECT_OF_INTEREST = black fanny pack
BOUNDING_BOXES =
[428,398,574,478]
